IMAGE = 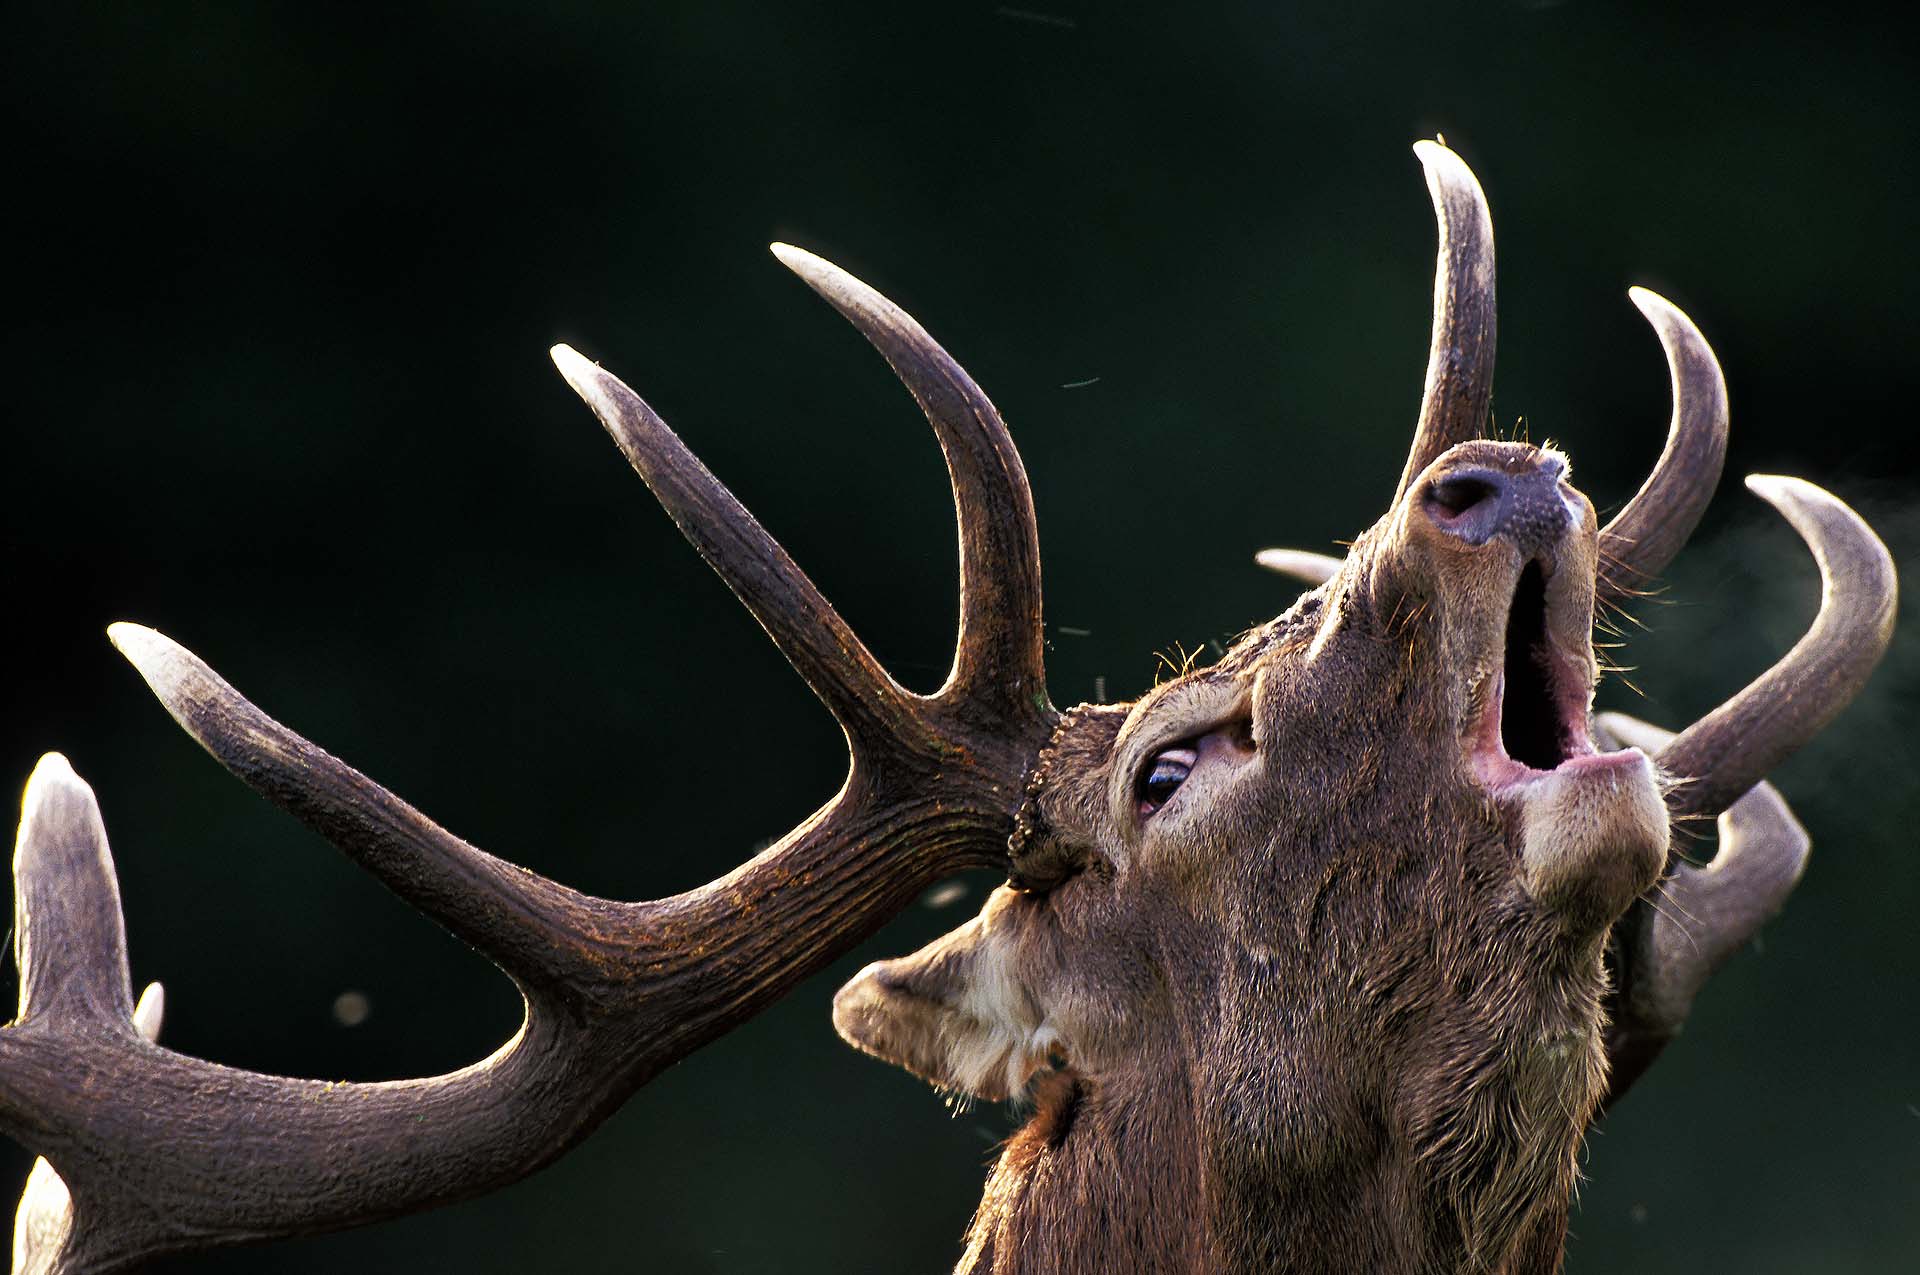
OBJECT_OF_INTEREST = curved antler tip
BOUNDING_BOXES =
[769,241,848,294]
[1741,474,1871,538]
[548,342,599,387]
[27,748,77,783]
[1626,285,1709,342]
[1253,548,1344,586]
[107,625,225,732]
[1741,473,1881,543]
[550,345,643,431]
[1741,472,1800,505]
[1593,710,1674,756]
[1411,137,1484,191]
[1625,283,1669,314]
[132,980,166,1042]
[22,751,85,811]
[107,621,186,683]
[106,619,157,655]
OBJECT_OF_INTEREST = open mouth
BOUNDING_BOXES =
[1471,559,1605,791]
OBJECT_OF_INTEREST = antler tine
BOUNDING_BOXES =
[1253,547,1343,587]
[1395,139,1496,499]
[106,622,621,1001]
[1597,289,1730,604]
[550,345,917,758]
[1593,712,1810,1107]
[10,754,137,1033]
[769,244,1049,714]
[0,757,607,1273]
[2,700,1022,1269]
[1655,476,1896,820]
[4,253,1060,1266]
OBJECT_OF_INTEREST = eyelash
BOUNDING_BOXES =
[1135,744,1198,817]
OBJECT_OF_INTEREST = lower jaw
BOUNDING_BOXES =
[1509,748,1670,924]
[1473,745,1646,796]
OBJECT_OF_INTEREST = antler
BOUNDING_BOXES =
[1396,139,1497,499]
[1647,477,1894,820]
[0,248,1054,1272]
[1274,145,1729,601]
[1592,713,1807,1106]
[1592,290,1728,604]
[1252,142,1887,1107]
[1597,476,1895,1105]
[1262,140,1500,582]
[1261,480,1894,1109]
[1259,475,1893,1107]
[1252,547,1342,588]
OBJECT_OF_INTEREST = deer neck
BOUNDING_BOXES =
[954,949,1602,1275]
[956,1066,1207,1275]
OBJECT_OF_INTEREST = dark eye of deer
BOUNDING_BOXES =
[1136,746,1198,817]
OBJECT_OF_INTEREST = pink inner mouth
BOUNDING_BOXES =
[1470,560,1636,793]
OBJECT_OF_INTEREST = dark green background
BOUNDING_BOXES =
[4,3,1915,1271]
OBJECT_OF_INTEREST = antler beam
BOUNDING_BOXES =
[0,250,1054,1273]
[1597,476,1894,1106]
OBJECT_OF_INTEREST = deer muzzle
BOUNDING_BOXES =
[1418,443,1670,931]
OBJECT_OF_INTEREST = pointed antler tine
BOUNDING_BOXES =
[1396,139,1496,499]
[106,622,611,1000]
[1253,548,1343,587]
[11,754,136,1032]
[1654,477,1896,820]
[130,983,165,1045]
[1596,710,1811,1106]
[13,1152,75,1275]
[549,344,915,754]
[1597,289,1730,603]
[11,241,1060,1265]
[768,244,1049,717]
[8,757,140,1275]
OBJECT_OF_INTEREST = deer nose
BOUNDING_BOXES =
[1422,454,1571,555]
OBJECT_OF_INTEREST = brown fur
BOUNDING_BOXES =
[833,443,1668,1273]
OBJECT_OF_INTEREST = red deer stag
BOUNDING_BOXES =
[0,141,1895,1273]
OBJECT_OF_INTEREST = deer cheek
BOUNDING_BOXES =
[1514,750,1668,934]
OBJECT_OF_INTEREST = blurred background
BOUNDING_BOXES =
[3,2,1915,1271]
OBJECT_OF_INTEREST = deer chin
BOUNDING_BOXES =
[1466,560,1668,930]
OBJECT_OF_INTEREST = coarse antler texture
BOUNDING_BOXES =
[1396,140,1498,498]
[1596,475,1895,1101]
[3,139,1898,1275]
[0,248,1054,1273]
[1592,290,1729,605]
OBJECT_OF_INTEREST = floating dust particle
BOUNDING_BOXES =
[924,881,970,909]
[332,990,371,1027]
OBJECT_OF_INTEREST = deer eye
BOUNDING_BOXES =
[1135,745,1198,817]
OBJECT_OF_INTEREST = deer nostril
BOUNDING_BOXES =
[1422,468,1514,546]
[1427,472,1503,518]
[1422,460,1572,553]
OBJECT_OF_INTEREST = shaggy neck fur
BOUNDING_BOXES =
[959,991,1599,1275]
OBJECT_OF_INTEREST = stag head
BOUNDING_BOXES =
[0,141,1894,1274]
[833,144,1891,1272]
